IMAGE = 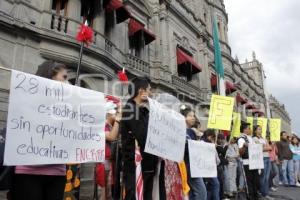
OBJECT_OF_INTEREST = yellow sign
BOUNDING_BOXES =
[232,112,241,137]
[270,119,281,142]
[207,95,235,131]
[247,117,254,133]
[257,118,268,138]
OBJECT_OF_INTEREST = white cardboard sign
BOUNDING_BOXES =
[4,70,106,165]
[144,98,186,162]
[249,143,264,170]
[188,140,217,178]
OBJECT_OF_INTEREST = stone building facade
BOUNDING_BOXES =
[0,0,292,197]
[269,95,292,133]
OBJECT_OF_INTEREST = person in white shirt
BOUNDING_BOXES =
[237,122,259,200]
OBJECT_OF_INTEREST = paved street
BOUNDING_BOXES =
[269,186,300,200]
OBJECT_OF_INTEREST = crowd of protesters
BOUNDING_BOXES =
[0,60,300,200]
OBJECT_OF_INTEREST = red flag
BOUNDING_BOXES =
[135,145,143,200]
[118,68,128,84]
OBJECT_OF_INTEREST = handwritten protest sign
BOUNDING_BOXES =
[188,140,217,178]
[249,143,264,170]
[257,118,267,138]
[4,70,106,165]
[247,117,254,132]
[145,98,186,162]
[270,119,281,142]
[232,112,241,137]
[207,95,234,131]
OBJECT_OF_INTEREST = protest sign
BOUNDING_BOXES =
[188,140,217,178]
[270,119,281,142]
[207,95,234,131]
[249,143,264,170]
[232,112,241,137]
[4,70,106,165]
[257,118,267,138]
[247,117,254,132]
[145,98,186,162]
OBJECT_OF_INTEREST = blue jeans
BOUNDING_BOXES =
[188,177,207,200]
[282,159,295,185]
[206,178,220,200]
[293,160,300,183]
[260,157,271,196]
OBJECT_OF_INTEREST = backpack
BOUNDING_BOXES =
[237,135,249,159]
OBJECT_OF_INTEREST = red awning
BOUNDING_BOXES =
[252,108,265,116]
[245,101,256,109]
[226,81,237,93]
[236,93,247,104]
[128,18,156,45]
[211,73,217,87]
[105,0,131,23]
[177,48,202,73]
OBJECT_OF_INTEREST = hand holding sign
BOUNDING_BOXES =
[207,95,234,131]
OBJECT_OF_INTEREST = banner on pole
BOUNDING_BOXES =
[232,112,241,137]
[188,140,217,178]
[257,118,268,138]
[4,70,106,165]
[145,98,186,162]
[270,119,281,142]
[249,143,264,170]
[207,95,235,131]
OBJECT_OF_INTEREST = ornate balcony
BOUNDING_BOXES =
[172,75,201,99]
[126,54,150,75]
[50,14,68,33]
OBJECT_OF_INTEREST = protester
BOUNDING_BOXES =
[203,129,220,200]
[120,77,158,200]
[224,137,239,197]
[96,100,121,200]
[181,107,207,200]
[276,131,295,187]
[252,125,273,199]
[289,135,300,186]
[269,139,279,191]
[216,134,228,199]
[237,122,259,200]
[12,61,68,200]
[192,119,203,140]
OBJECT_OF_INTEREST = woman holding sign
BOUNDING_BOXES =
[181,107,207,200]
[253,125,273,199]
[12,61,68,200]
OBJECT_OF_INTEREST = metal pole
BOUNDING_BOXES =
[75,42,84,86]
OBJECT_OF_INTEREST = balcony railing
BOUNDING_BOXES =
[50,14,68,33]
[126,54,150,75]
[105,39,113,54]
[172,75,200,98]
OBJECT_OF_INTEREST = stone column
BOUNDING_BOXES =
[42,0,52,11]
[66,0,81,36]
[93,11,106,35]
[67,0,81,20]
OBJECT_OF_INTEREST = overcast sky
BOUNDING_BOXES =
[224,0,300,134]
